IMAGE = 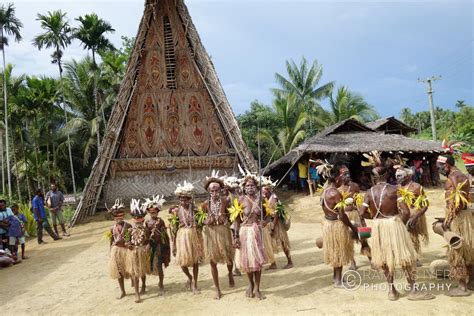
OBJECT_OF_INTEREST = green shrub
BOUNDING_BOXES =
[62,206,74,224]
[19,203,36,237]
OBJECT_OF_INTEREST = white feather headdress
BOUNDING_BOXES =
[315,160,333,179]
[130,198,146,217]
[204,169,224,190]
[261,176,277,188]
[143,194,166,211]
[223,176,240,189]
[174,180,195,197]
[106,199,125,215]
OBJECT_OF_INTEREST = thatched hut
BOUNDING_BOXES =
[266,119,443,189]
[366,116,417,135]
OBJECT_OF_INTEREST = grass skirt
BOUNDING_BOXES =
[239,223,267,272]
[150,241,171,275]
[263,224,275,264]
[272,220,291,253]
[409,209,429,254]
[203,225,235,265]
[322,219,354,267]
[175,227,203,267]
[109,246,130,279]
[447,210,474,280]
[370,216,416,273]
[126,245,150,278]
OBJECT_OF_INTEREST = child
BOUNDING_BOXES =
[8,204,27,260]
[107,199,131,300]
[144,195,170,295]
[126,199,150,303]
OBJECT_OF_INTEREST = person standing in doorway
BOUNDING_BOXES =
[45,183,70,237]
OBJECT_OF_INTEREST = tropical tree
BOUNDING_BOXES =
[273,56,334,135]
[74,13,115,66]
[0,2,23,199]
[314,86,378,128]
[74,13,115,145]
[258,93,307,160]
[63,57,100,168]
[33,10,76,195]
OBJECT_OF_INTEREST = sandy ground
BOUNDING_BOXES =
[1,188,473,315]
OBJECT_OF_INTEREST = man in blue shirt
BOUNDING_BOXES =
[32,188,60,244]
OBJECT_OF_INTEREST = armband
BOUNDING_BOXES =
[397,197,404,202]
[362,202,369,208]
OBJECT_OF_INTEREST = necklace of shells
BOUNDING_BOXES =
[180,204,195,228]
[131,222,146,245]
[210,198,222,224]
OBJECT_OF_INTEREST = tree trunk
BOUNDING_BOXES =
[2,31,12,199]
[0,128,4,195]
[58,53,76,196]
[12,139,22,201]
[19,126,31,200]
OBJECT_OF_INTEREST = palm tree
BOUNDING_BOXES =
[273,56,334,135]
[314,86,378,128]
[63,57,100,167]
[0,2,22,199]
[33,10,76,195]
[74,13,115,147]
[258,93,307,159]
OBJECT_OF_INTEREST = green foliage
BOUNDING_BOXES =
[62,206,74,223]
[19,203,36,237]
[399,105,474,151]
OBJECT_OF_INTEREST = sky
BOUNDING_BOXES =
[5,0,474,118]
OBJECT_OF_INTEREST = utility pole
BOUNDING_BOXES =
[418,76,441,141]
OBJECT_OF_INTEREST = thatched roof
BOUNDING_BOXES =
[266,118,442,173]
[366,116,417,135]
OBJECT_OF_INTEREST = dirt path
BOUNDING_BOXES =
[1,189,472,315]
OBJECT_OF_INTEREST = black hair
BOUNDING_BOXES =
[0,199,6,204]
[11,204,18,209]
[446,156,455,167]
[35,188,43,195]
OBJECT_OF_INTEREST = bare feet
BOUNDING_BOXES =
[117,292,126,300]
[233,269,242,276]
[446,287,471,297]
[388,290,400,301]
[245,285,254,298]
[229,274,235,287]
[214,290,223,300]
[254,290,266,300]
[192,286,200,295]
[407,290,435,301]
[185,278,192,291]
[140,285,146,295]
[158,288,165,296]
[283,262,294,269]
[134,295,141,303]
[266,263,277,270]
[349,263,357,271]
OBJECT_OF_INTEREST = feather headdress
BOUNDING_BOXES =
[143,194,166,211]
[174,180,195,197]
[106,199,125,216]
[361,151,382,168]
[315,160,333,179]
[203,169,224,190]
[130,198,146,217]
[237,164,260,188]
[223,175,240,189]
[261,176,277,188]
